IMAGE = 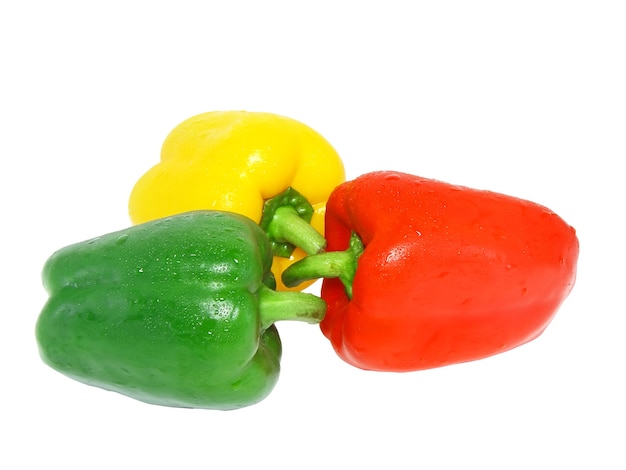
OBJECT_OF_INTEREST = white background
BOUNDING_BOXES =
[2,1,624,468]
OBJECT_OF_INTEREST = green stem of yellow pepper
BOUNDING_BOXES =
[260,187,327,258]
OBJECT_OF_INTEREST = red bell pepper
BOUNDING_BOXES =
[283,171,579,372]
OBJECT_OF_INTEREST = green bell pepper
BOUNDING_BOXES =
[35,211,326,410]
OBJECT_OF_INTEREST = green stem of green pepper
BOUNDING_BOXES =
[260,187,327,258]
[281,232,364,299]
[258,285,327,331]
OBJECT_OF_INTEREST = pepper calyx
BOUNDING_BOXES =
[260,187,327,258]
[281,231,364,299]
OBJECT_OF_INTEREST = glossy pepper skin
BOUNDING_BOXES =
[284,171,579,372]
[128,111,345,290]
[36,211,325,410]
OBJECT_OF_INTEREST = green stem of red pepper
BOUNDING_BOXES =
[258,285,327,331]
[260,187,327,258]
[281,232,364,299]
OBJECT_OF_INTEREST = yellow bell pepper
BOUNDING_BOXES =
[128,111,345,291]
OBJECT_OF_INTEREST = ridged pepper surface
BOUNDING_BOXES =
[128,111,345,290]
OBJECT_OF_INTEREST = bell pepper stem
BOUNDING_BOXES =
[281,232,364,299]
[260,187,327,258]
[265,206,327,256]
[258,285,327,331]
